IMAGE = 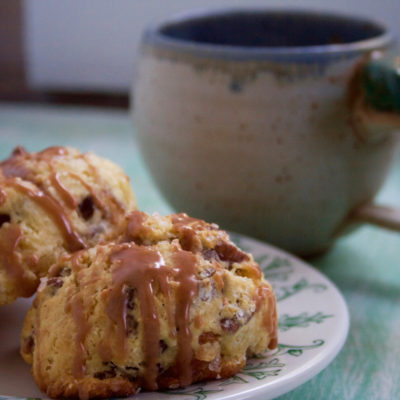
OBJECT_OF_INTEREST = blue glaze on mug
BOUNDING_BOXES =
[142,9,392,64]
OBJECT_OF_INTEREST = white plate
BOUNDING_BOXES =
[0,234,349,400]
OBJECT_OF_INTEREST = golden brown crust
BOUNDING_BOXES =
[33,358,244,399]
[38,376,138,400]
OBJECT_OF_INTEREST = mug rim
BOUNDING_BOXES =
[142,7,393,61]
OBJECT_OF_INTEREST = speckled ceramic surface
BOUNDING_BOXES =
[133,9,400,256]
[0,233,349,400]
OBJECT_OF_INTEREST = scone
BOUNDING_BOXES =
[0,146,137,305]
[21,211,278,399]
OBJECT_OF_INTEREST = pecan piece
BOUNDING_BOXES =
[215,242,249,264]
[220,317,241,334]
[199,331,219,344]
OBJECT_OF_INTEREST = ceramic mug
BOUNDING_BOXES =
[133,9,400,256]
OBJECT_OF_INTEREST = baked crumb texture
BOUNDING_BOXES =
[21,211,278,399]
[0,146,137,305]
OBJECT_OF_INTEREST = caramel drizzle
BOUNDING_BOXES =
[126,210,148,241]
[1,146,127,251]
[172,213,210,231]
[255,284,278,349]
[10,146,28,157]
[102,243,199,390]
[106,244,171,390]
[0,152,32,180]
[50,172,78,209]
[0,223,37,297]
[33,284,44,387]
[69,172,108,216]
[1,147,85,251]
[83,154,126,220]
[172,250,198,386]
[171,214,201,252]
[67,294,90,379]
[36,146,68,159]
[171,213,220,253]
[65,250,93,380]
[0,187,6,205]
[0,146,67,180]
[100,284,128,362]
[3,146,77,210]
[7,179,86,252]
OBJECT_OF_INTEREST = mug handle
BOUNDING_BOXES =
[363,51,400,115]
[349,50,400,142]
[348,51,400,232]
[351,203,400,231]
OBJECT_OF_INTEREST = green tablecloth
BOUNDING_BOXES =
[0,104,399,400]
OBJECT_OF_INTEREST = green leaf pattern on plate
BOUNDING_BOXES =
[279,312,333,331]
[217,375,249,386]
[160,387,224,400]
[260,256,294,281]
[274,279,327,302]
[243,358,285,370]
[272,339,325,357]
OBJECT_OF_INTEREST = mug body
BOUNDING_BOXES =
[133,9,397,255]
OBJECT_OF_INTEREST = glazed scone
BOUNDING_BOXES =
[21,211,278,399]
[0,146,137,305]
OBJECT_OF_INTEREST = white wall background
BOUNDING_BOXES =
[24,0,400,93]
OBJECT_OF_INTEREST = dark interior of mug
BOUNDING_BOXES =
[160,11,386,47]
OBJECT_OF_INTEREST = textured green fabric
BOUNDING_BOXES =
[0,104,399,400]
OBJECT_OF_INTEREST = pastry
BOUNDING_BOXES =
[0,146,137,305]
[21,211,277,399]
